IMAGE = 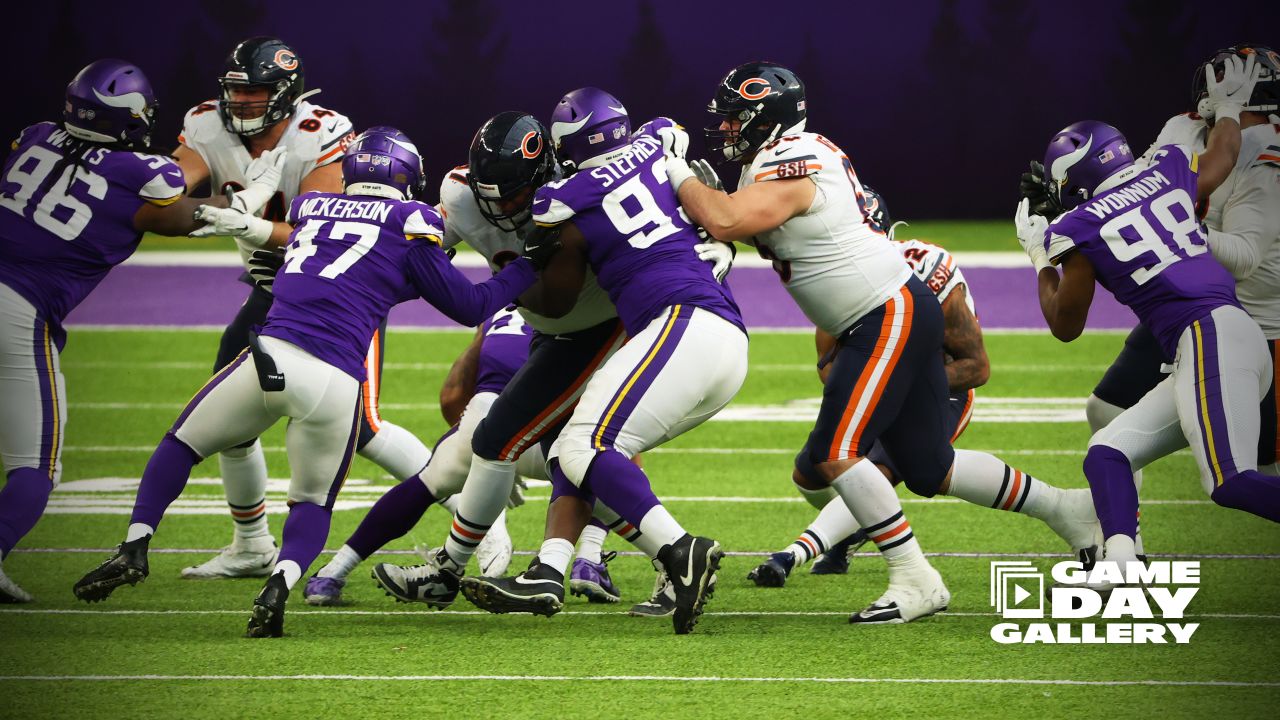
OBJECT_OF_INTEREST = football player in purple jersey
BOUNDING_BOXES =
[0,60,273,603]
[458,89,749,634]
[73,127,549,637]
[174,37,436,581]
[1016,54,1279,576]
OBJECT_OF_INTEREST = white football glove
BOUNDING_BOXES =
[230,146,289,214]
[190,205,274,247]
[695,237,736,283]
[690,159,724,191]
[655,124,689,161]
[1199,54,1262,124]
[1015,198,1052,272]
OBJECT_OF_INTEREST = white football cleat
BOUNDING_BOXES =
[848,562,950,624]
[1043,488,1104,554]
[476,510,513,578]
[180,536,278,579]
[0,564,33,603]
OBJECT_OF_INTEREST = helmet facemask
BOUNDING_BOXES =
[470,177,537,233]
[218,76,295,136]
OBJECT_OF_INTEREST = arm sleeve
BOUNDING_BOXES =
[404,240,538,327]
[1205,164,1280,280]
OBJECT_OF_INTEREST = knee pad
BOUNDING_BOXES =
[555,434,596,487]
[1085,394,1126,434]
[421,427,471,497]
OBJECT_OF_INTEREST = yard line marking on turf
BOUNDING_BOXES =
[58,445,1194,458]
[66,361,453,371]
[15,548,1277,560]
[0,673,1274,688]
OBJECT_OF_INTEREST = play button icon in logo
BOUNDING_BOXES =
[991,561,1045,618]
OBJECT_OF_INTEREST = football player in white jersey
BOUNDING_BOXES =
[664,62,1099,624]
[173,37,433,579]
[745,189,1095,588]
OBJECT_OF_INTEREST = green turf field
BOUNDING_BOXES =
[1,329,1277,719]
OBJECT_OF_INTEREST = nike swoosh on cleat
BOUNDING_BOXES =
[851,603,902,623]
[513,575,562,588]
[681,550,696,586]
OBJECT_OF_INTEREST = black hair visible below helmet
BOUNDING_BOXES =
[468,111,559,232]
[1192,44,1280,115]
[705,61,807,162]
[218,36,306,136]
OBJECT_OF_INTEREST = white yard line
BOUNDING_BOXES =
[58,445,1193,458]
[0,671,1273,688]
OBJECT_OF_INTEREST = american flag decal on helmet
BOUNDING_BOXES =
[587,132,604,144]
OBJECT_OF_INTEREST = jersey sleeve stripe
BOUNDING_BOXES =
[319,130,353,151]
[759,154,819,168]
[144,194,183,207]
[448,173,468,185]
[316,145,345,164]
[754,164,822,182]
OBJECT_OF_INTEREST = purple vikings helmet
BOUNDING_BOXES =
[341,126,426,201]
[63,59,159,149]
[549,87,631,169]
[1043,121,1135,210]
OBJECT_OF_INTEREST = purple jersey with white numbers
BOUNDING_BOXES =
[265,192,536,381]
[476,306,532,395]
[531,132,743,335]
[0,122,185,342]
[1045,145,1240,357]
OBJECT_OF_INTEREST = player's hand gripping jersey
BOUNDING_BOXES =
[736,132,911,335]
[1045,145,1240,357]
[0,122,185,339]
[179,99,354,267]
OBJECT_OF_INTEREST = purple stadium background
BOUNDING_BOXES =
[4,0,1277,219]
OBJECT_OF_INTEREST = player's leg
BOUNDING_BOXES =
[0,288,66,603]
[1086,323,1168,556]
[76,350,279,602]
[355,323,433,481]
[1176,308,1280,522]
[189,285,276,579]
[570,454,648,603]
[1258,339,1278,476]
[372,319,626,605]
[465,306,748,633]
[247,338,361,638]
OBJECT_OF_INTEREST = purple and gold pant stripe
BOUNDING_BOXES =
[1190,317,1237,486]
[591,305,692,452]
[171,348,250,435]
[324,401,363,510]
[32,321,60,480]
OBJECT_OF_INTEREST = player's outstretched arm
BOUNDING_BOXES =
[1196,54,1262,203]
[172,144,211,193]
[1036,251,1096,342]
[1196,117,1243,204]
[940,284,990,391]
[404,239,537,327]
[440,327,483,425]
[671,168,814,243]
[133,194,230,236]
[517,222,587,319]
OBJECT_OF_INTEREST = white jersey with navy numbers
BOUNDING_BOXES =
[1141,113,1280,338]
[737,131,912,336]
[179,98,355,270]
[895,238,975,314]
[437,166,617,334]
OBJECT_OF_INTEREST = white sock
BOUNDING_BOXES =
[795,479,837,511]
[274,560,302,589]
[576,524,608,564]
[593,503,657,557]
[537,538,574,577]
[439,494,460,514]
[831,459,924,568]
[946,449,1062,520]
[358,420,432,481]
[787,497,861,563]
[220,441,270,541]
[126,523,154,543]
[638,504,685,549]
[317,544,362,580]
[442,457,514,569]
[1103,534,1137,564]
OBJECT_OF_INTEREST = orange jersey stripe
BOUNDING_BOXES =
[848,290,914,449]
[362,330,381,433]
[828,294,900,460]
[951,389,976,443]
[316,144,344,164]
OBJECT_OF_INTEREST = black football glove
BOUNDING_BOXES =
[247,248,286,295]
[1019,160,1063,218]
[521,223,564,271]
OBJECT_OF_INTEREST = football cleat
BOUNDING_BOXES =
[811,531,869,576]
[569,551,621,603]
[0,565,33,603]
[659,534,723,634]
[180,535,277,579]
[74,535,151,603]
[246,572,289,638]
[476,512,513,578]
[303,574,346,606]
[848,562,949,625]
[460,558,565,617]
[628,569,676,618]
[747,551,794,588]
[1043,488,1105,555]
[371,551,461,609]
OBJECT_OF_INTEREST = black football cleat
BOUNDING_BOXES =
[460,558,565,617]
[659,534,723,635]
[74,535,150,602]
[246,572,289,638]
[811,531,869,575]
[747,552,794,587]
